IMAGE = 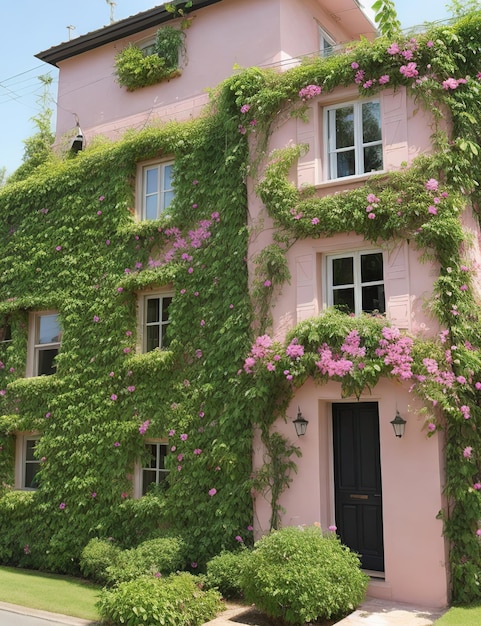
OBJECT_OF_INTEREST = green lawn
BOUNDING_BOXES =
[0,566,101,621]
[435,603,481,625]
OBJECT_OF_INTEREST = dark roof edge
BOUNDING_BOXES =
[35,0,223,67]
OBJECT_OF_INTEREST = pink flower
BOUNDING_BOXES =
[443,77,461,90]
[97,210,102,216]
[123,347,130,353]
[474,483,481,490]
[55,246,62,252]
[400,62,418,78]
[208,488,217,497]
[99,196,105,201]
[93,315,100,322]
[91,492,97,498]
[240,104,251,113]
[180,433,188,441]
[427,423,436,432]
[191,562,198,568]
[195,349,203,359]
[477,529,481,536]
[311,217,320,225]
[235,535,243,542]
[461,405,471,419]
[460,285,468,291]
[113,441,120,447]
[194,448,202,455]
[428,206,437,215]
[464,446,473,458]
[139,420,150,434]
[379,75,390,85]
[247,525,254,531]
[111,394,118,401]
[121,492,128,499]
[127,385,136,392]
[59,502,66,509]
[351,62,359,69]
[427,40,434,48]
[425,178,439,191]
[387,43,400,55]
[368,213,376,219]
[298,85,322,100]
[328,525,337,532]
[264,280,272,287]
[24,545,30,554]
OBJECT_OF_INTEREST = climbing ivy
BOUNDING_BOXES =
[1,7,481,604]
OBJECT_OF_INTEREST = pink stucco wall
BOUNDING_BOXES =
[253,380,449,607]
[52,0,374,146]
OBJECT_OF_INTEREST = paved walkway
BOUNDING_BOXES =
[205,598,448,626]
[0,597,448,626]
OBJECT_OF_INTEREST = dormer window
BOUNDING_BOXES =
[319,26,336,57]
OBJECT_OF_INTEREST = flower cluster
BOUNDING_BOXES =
[298,84,322,101]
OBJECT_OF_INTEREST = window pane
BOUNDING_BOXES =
[25,462,40,489]
[362,284,386,314]
[163,190,175,211]
[361,253,383,283]
[146,326,160,352]
[146,298,160,324]
[146,444,157,469]
[37,348,58,376]
[333,288,355,313]
[362,102,382,143]
[145,168,159,195]
[38,314,60,344]
[158,444,167,469]
[26,439,37,462]
[334,107,354,148]
[161,297,172,322]
[332,257,353,286]
[336,151,355,178]
[364,145,383,173]
[163,164,173,189]
[145,195,158,220]
[142,470,157,495]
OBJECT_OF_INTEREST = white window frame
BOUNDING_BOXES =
[26,311,61,377]
[15,433,41,491]
[134,439,169,497]
[325,99,383,180]
[326,250,385,316]
[319,26,336,57]
[137,159,174,220]
[137,290,173,353]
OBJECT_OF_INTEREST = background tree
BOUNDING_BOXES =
[8,74,55,184]
[371,0,402,38]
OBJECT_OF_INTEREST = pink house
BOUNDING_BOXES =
[35,0,478,610]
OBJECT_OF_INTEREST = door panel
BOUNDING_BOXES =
[333,402,384,571]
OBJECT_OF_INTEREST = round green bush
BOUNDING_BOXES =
[80,538,122,585]
[105,536,187,585]
[205,548,251,599]
[241,526,369,624]
[97,572,224,626]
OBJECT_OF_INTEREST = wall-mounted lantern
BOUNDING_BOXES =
[390,410,406,438]
[293,406,309,437]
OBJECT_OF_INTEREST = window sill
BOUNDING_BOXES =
[315,171,386,192]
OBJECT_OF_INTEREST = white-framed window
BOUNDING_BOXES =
[326,251,385,315]
[15,434,41,490]
[27,311,62,377]
[325,100,383,180]
[0,321,11,343]
[142,293,173,352]
[319,26,336,57]
[138,160,174,220]
[135,440,169,497]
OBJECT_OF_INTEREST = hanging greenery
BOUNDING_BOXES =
[114,25,187,91]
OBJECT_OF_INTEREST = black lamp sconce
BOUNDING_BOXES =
[390,410,407,438]
[293,406,309,437]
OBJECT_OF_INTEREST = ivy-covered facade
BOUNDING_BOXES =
[2,0,481,609]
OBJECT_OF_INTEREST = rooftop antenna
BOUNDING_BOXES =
[66,25,76,40]
[106,0,117,24]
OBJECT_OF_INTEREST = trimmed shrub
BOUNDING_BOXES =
[205,548,251,599]
[97,572,224,626]
[80,538,122,585]
[241,526,369,624]
[105,536,186,585]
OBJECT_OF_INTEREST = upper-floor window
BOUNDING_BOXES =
[28,311,62,377]
[139,160,174,220]
[327,251,385,315]
[326,100,383,180]
[15,434,41,490]
[140,440,169,496]
[143,293,172,352]
[319,26,336,57]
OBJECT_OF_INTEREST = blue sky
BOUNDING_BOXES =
[0,0,453,176]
